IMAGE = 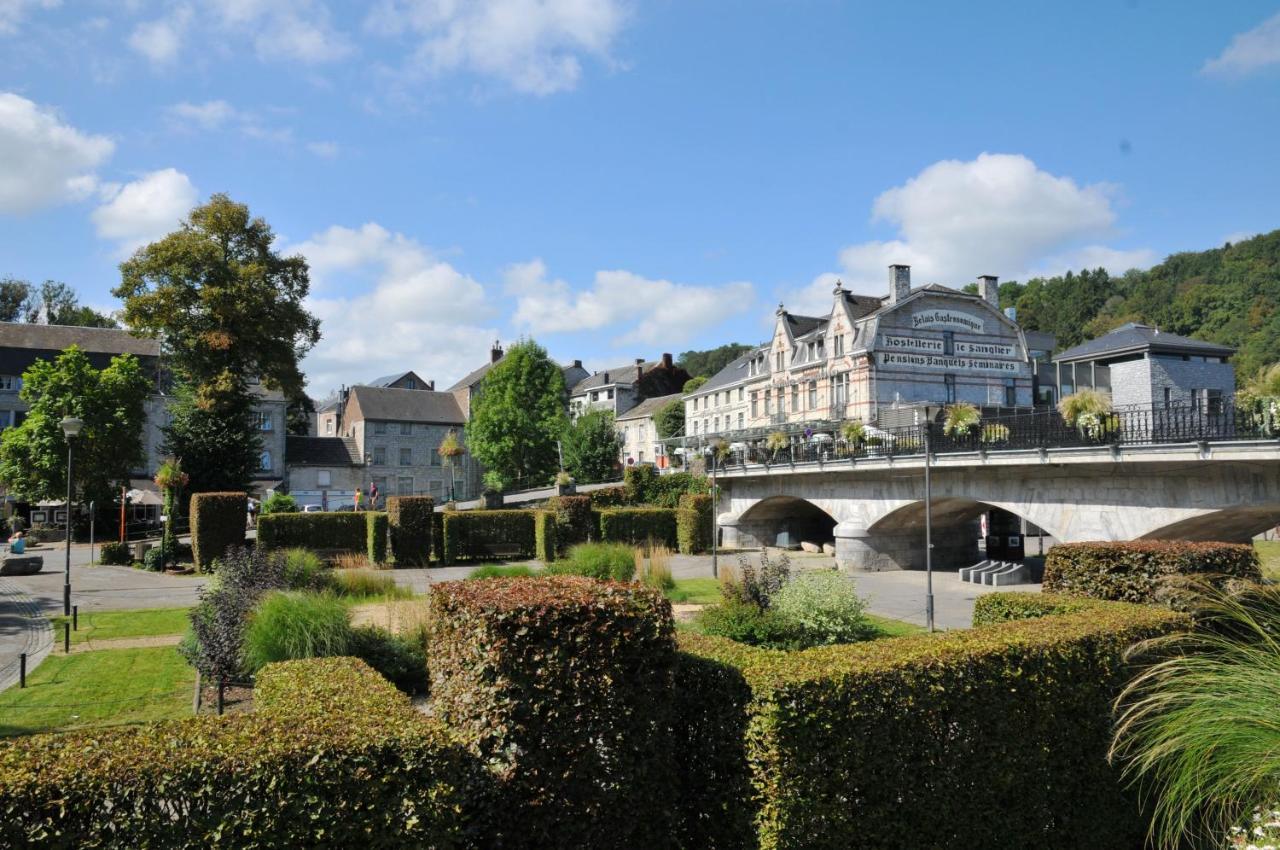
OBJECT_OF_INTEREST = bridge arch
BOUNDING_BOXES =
[732,495,838,550]
[1139,506,1280,543]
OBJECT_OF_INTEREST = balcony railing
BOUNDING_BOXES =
[670,402,1279,471]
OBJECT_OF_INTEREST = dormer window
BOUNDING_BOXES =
[833,335,844,356]
[775,352,784,371]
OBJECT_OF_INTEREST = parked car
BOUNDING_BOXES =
[302,504,324,513]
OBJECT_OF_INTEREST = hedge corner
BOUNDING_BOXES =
[190,491,247,572]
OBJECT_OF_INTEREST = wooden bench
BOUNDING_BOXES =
[480,543,523,560]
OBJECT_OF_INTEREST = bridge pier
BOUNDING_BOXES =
[835,520,980,572]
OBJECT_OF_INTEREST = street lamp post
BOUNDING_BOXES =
[60,416,83,617]
[923,421,935,633]
[708,437,718,580]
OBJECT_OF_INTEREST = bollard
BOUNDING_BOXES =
[19,652,26,688]
[64,621,70,653]
[193,670,202,715]
[217,677,225,716]
[73,605,78,631]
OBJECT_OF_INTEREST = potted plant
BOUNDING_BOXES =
[481,471,505,509]
[839,419,866,457]
[1058,389,1115,441]
[942,402,981,440]
[437,430,466,502]
[153,458,188,570]
[555,470,576,496]
[765,431,789,464]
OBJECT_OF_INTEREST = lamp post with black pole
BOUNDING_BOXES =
[60,415,83,617]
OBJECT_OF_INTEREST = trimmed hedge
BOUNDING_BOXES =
[387,496,434,567]
[586,485,628,508]
[677,493,714,554]
[0,657,487,848]
[972,591,1101,626]
[533,510,557,563]
[96,541,130,566]
[598,507,677,549]
[623,466,710,508]
[427,576,676,848]
[440,509,535,564]
[547,494,594,550]
[257,511,387,561]
[189,491,246,572]
[1042,540,1262,606]
[675,601,1187,849]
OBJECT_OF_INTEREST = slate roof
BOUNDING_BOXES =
[571,361,657,394]
[448,356,586,393]
[1023,330,1057,354]
[0,322,159,357]
[690,350,760,396]
[1053,323,1235,363]
[783,313,826,338]
[347,385,465,424]
[616,392,683,422]
[286,436,362,466]
[366,371,429,389]
[840,290,885,319]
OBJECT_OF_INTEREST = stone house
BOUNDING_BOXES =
[448,341,590,421]
[616,392,682,468]
[568,353,690,420]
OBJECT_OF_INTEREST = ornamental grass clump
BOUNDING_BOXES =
[547,541,635,581]
[635,544,675,591]
[1112,583,1280,849]
[240,591,353,675]
[328,569,410,599]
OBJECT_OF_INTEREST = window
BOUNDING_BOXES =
[834,334,844,356]
[1163,387,1172,408]
[817,339,825,359]
[374,421,387,435]
[1203,388,1223,416]
[694,420,701,435]
[606,388,614,400]
[1004,378,1017,407]
[791,384,799,412]
[0,375,18,392]
[808,380,818,409]
[943,331,955,356]
[833,373,848,407]
[944,374,956,404]
[317,470,332,487]
[429,480,442,495]
[259,450,272,471]
[431,447,441,466]
[372,476,388,495]
[397,476,414,496]
[738,387,744,402]
[253,411,273,431]
[750,392,758,417]
[713,416,720,432]
[737,412,744,430]
[764,390,772,414]
[404,378,416,389]
[325,418,334,435]
[0,410,11,430]
[399,447,412,466]
[373,446,386,465]
[693,397,699,412]
[776,351,784,371]
[591,391,600,402]
[806,341,816,360]
[400,422,413,435]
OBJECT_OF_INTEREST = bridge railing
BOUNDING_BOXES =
[701,402,1278,471]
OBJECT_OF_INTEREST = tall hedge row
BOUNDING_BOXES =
[674,601,1187,849]
[598,507,678,549]
[676,493,713,554]
[365,512,388,565]
[386,496,434,566]
[533,510,557,564]
[427,576,676,848]
[547,494,594,551]
[257,511,388,564]
[1043,540,1262,606]
[440,510,535,564]
[0,658,485,848]
[189,492,246,572]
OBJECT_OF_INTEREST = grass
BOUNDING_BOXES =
[1254,539,1280,580]
[241,591,352,674]
[467,564,537,580]
[0,646,194,736]
[666,577,722,605]
[327,569,413,601]
[866,614,925,638]
[49,607,191,646]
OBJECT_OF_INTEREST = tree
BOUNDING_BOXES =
[683,376,708,394]
[653,397,685,440]
[562,409,621,484]
[0,278,31,322]
[163,383,262,494]
[466,340,569,489]
[677,343,752,379]
[0,278,117,327]
[286,394,315,436]
[0,346,149,511]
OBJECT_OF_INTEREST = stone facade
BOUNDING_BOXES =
[616,392,681,467]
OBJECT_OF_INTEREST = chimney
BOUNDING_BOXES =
[426,379,435,391]
[888,265,911,304]
[979,275,999,308]
[573,359,582,369]
[602,371,610,384]
[661,352,673,368]
[490,340,503,363]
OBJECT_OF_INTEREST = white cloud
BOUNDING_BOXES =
[0,0,59,35]
[91,168,198,254]
[167,99,238,130]
[508,259,755,347]
[307,140,339,158]
[127,6,191,64]
[788,153,1152,314]
[1202,12,1280,77]
[0,92,114,214]
[366,0,629,95]
[294,223,495,390]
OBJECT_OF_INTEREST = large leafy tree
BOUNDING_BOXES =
[0,346,149,509]
[112,194,320,491]
[466,340,568,489]
[0,278,116,327]
[562,409,622,484]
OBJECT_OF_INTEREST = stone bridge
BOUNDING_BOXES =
[714,440,1280,571]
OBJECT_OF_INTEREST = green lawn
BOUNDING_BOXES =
[867,614,925,638]
[1256,540,1280,580]
[666,577,722,605]
[0,647,195,736]
[49,607,191,645]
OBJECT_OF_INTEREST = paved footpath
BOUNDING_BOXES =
[0,578,53,692]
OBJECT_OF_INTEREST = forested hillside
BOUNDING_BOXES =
[983,229,1280,383]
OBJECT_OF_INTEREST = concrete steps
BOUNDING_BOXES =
[960,560,1032,586]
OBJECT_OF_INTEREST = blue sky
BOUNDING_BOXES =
[2,1,1279,393]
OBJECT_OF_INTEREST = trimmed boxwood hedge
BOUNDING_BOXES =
[387,496,433,567]
[365,512,388,565]
[674,601,1187,849]
[598,507,677,549]
[972,591,1101,626]
[0,657,487,849]
[257,511,388,563]
[1042,540,1262,606]
[676,493,713,554]
[427,576,676,849]
[189,491,246,572]
[533,510,557,563]
[440,509,535,564]
[547,494,594,551]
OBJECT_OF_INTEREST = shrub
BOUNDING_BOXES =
[365,511,388,565]
[547,494,593,549]
[387,495,434,567]
[189,491,246,573]
[440,510,536,564]
[259,492,298,515]
[586,485,628,508]
[241,591,353,675]
[427,576,676,848]
[328,569,410,600]
[721,550,790,609]
[0,658,483,848]
[281,547,328,591]
[348,626,429,695]
[771,570,877,646]
[183,546,288,680]
[675,602,1188,849]
[972,591,1099,626]
[698,596,804,649]
[623,466,709,508]
[547,541,635,581]
[598,507,677,548]
[1043,540,1262,607]
[256,511,368,553]
[142,545,167,572]
[467,564,536,580]
[676,492,713,554]
[533,510,557,563]
[97,541,130,566]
